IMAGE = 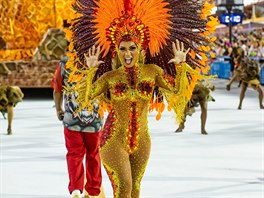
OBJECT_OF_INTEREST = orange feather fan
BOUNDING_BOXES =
[69,0,218,76]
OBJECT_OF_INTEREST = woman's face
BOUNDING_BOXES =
[118,41,139,68]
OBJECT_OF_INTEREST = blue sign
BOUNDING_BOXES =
[219,13,243,25]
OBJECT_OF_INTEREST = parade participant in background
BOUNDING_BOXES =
[174,81,215,135]
[226,56,264,110]
[65,0,217,197]
[52,56,105,198]
[0,85,24,135]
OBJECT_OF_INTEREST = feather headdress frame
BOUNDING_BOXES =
[67,0,218,76]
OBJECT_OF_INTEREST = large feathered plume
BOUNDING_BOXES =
[66,0,218,76]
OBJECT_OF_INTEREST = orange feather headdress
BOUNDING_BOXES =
[69,0,218,75]
[94,0,171,57]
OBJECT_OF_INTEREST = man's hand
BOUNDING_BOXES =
[56,109,64,121]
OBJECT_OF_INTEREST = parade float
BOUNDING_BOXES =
[0,0,73,87]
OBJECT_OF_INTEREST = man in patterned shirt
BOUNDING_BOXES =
[52,56,104,198]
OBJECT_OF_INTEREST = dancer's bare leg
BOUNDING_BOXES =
[238,82,248,110]
[256,86,264,109]
[7,104,13,135]
[175,109,187,133]
[175,121,185,133]
[226,73,237,91]
[200,100,208,134]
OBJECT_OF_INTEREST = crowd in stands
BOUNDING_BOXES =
[213,28,264,59]
[211,28,264,78]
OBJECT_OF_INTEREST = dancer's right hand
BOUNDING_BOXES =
[56,109,64,121]
[84,45,104,68]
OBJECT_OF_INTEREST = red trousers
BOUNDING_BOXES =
[64,128,102,196]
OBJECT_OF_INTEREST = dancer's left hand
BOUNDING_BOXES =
[168,39,190,64]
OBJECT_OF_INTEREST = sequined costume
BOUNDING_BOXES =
[174,81,215,134]
[64,0,217,197]
[227,56,264,109]
[0,85,24,134]
[235,58,261,87]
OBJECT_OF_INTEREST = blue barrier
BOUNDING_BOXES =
[210,62,220,76]
[260,65,264,85]
[211,61,231,79]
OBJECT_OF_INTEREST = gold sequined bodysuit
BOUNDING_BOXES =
[86,63,181,197]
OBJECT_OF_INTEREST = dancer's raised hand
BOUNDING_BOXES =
[84,45,104,68]
[168,39,190,64]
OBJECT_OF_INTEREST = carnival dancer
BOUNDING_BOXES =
[226,47,264,109]
[174,81,215,135]
[52,56,105,198]
[0,85,24,135]
[64,0,217,197]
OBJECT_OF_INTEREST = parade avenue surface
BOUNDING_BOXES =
[1,79,263,198]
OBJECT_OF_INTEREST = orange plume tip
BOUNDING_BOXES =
[200,31,210,36]
[195,67,201,72]
[161,103,165,112]
[200,14,206,20]
[210,52,216,58]
[63,29,73,40]
[205,65,211,70]
[210,36,217,42]
[68,42,74,51]
[201,46,210,52]
[201,54,209,62]
[198,59,206,66]
[82,102,88,109]
[201,67,209,74]
[190,50,196,59]
[156,113,161,121]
